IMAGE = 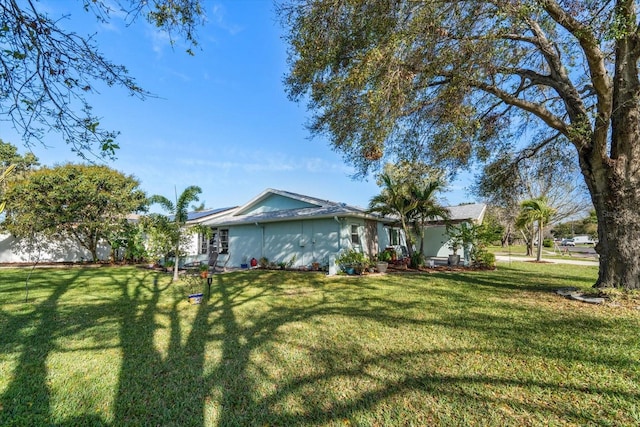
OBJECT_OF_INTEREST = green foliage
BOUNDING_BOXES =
[369,170,448,258]
[0,140,39,215]
[0,139,39,176]
[335,249,367,266]
[280,0,640,289]
[105,218,148,263]
[543,238,553,248]
[141,214,176,263]
[378,250,393,262]
[1,2,204,159]
[471,248,496,268]
[2,163,147,261]
[410,251,424,269]
[445,223,474,254]
[149,185,202,281]
[517,197,556,261]
[0,164,15,214]
[447,222,498,266]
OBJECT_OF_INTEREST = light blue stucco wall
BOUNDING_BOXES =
[377,223,390,250]
[420,225,451,257]
[227,224,264,266]
[225,219,343,268]
[190,215,393,269]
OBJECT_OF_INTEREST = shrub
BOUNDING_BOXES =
[410,252,424,269]
[473,249,496,268]
[543,238,553,247]
[378,250,393,262]
[335,249,367,266]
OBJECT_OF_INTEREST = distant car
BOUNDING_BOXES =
[561,239,576,246]
[572,235,595,245]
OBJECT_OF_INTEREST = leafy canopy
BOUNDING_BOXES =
[2,163,147,261]
[0,0,204,159]
[279,1,617,178]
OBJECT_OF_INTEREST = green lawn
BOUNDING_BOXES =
[0,263,638,426]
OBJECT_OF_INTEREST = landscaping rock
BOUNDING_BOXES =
[555,287,604,304]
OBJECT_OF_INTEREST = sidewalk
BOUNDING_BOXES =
[494,254,599,266]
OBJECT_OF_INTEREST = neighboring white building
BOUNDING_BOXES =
[0,233,110,263]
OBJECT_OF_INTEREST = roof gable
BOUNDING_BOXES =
[236,189,321,216]
[204,188,388,226]
[446,203,486,223]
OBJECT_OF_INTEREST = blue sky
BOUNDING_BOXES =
[2,0,473,210]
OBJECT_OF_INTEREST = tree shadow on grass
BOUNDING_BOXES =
[0,270,81,425]
[1,267,637,426]
[199,272,639,426]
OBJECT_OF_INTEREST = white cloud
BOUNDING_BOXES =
[209,4,244,35]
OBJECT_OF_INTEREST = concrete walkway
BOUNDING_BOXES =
[495,254,599,266]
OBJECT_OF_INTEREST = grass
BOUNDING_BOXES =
[0,263,638,426]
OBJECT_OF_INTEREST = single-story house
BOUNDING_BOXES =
[181,188,403,271]
[182,189,486,270]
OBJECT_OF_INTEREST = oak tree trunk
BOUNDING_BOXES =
[594,198,640,289]
[576,31,640,290]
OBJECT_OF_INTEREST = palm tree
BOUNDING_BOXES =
[149,185,202,282]
[368,173,418,257]
[518,197,556,262]
[409,180,450,258]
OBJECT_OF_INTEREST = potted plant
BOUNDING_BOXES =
[199,263,209,278]
[376,250,391,273]
[335,249,366,275]
[366,256,376,273]
[445,225,465,266]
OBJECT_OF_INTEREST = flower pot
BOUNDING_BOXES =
[376,262,388,273]
[188,293,203,305]
[448,254,460,266]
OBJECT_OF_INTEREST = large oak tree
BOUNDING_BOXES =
[280,0,640,289]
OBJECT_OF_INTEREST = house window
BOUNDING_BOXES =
[219,229,229,254]
[390,228,400,246]
[350,224,360,245]
[198,233,216,254]
[199,233,208,254]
